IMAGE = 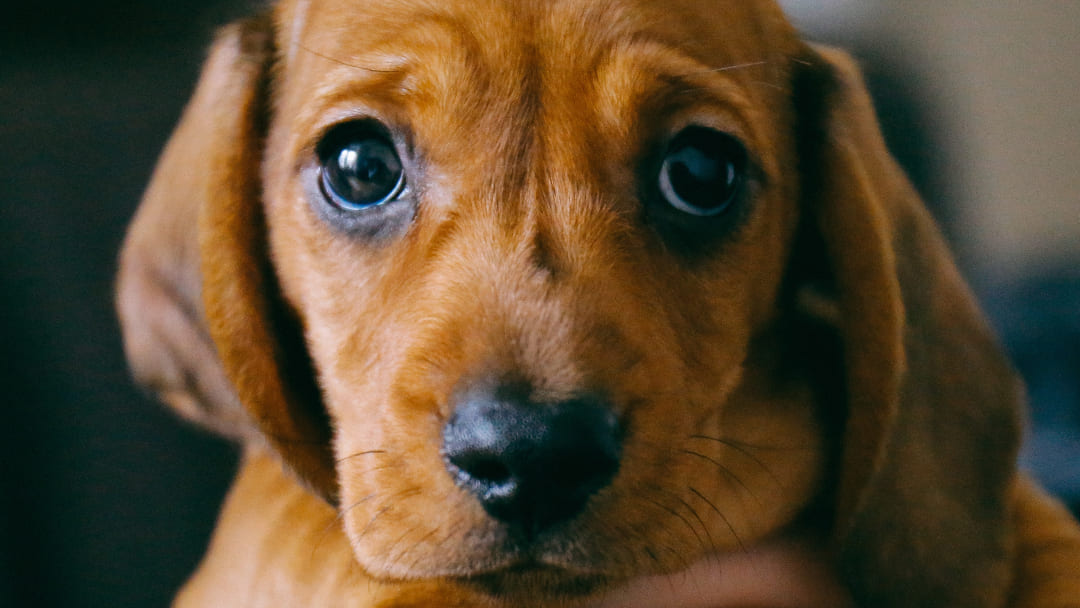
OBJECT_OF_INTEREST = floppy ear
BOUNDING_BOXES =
[117,16,337,503]
[793,46,1022,607]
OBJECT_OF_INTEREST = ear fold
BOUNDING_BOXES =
[117,16,337,503]
[795,46,1022,607]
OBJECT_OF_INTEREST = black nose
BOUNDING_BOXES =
[442,384,621,536]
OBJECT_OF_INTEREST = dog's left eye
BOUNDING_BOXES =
[658,127,747,217]
[317,127,405,210]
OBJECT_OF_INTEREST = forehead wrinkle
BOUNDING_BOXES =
[294,12,474,84]
[282,29,487,156]
[295,5,526,130]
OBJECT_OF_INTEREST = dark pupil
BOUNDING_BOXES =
[663,129,744,214]
[323,138,402,208]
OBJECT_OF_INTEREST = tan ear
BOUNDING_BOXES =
[117,16,337,503]
[794,46,1022,607]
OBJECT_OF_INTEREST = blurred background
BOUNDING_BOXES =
[1,1,1077,606]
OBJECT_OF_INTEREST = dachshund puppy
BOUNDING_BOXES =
[117,0,1080,606]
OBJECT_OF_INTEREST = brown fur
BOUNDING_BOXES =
[117,1,1080,606]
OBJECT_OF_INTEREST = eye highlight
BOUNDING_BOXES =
[317,123,405,211]
[658,127,747,217]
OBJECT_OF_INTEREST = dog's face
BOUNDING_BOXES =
[262,0,823,592]
[118,0,1024,605]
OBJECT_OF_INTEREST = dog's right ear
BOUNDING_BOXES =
[116,18,273,442]
[117,15,338,502]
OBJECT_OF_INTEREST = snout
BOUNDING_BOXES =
[442,383,622,538]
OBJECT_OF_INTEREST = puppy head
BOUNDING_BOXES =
[262,0,822,585]
[118,1,1021,606]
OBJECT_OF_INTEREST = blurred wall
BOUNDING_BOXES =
[783,1,1080,281]
[902,4,1080,281]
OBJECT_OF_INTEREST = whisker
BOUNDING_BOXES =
[643,495,705,554]
[688,434,786,489]
[397,526,441,574]
[688,60,769,76]
[334,492,379,525]
[362,486,424,540]
[335,449,388,465]
[688,486,748,555]
[297,43,402,73]
[310,491,377,560]
[750,79,787,91]
[424,521,467,571]
[675,491,717,555]
[647,482,724,556]
[384,523,427,574]
[678,448,764,509]
[690,434,817,452]
[310,513,349,562]
[356,504,393,541]
[630,517,695,575]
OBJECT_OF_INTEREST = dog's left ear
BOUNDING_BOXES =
[117,16,337,503]
[792,45,1022,607]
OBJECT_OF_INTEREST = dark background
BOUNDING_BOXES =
[2,3,251,606]
[2,2,1077,607]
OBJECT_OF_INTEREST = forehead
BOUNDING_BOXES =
[273,0,799,167]
[281,0,797,86]
[284,0,792,57]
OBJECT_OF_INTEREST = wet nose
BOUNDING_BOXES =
[441,385,621,536]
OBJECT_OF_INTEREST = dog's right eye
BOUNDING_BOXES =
[317,126,405,210]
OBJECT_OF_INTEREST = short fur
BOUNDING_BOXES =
[117,1,1080,606]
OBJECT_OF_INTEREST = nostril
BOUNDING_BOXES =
[448,450,513,486]
[468,458,513,486]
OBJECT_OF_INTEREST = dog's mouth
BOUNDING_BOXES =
[444,536,618,600]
